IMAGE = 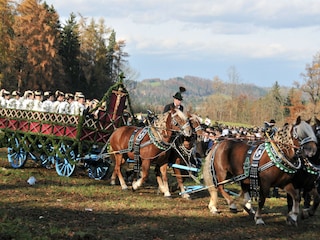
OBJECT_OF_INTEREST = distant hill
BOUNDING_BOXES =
[129,76,270,112]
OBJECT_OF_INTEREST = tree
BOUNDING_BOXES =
[13,0,64,90]
[0,0,15,89]
[59,12,81,92]
[298,52,320,115]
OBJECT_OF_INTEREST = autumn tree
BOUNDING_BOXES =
[283,87,306,122]
[297,52,320,115]
[0,0,15,89]
[13,0,64,91]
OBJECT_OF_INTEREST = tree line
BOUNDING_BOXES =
[0,0,128,99]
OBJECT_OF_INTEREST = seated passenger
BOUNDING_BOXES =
[42,91,54,112]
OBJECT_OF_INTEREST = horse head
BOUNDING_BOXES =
[167,108,192,137]
[187,112,206,158]
[292,116,318,158]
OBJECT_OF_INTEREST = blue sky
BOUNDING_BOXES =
[47,0,320,87]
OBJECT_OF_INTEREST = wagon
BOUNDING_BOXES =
[0,77,133,180]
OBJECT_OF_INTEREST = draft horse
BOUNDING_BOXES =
[203,117,317,225]
[287,116,320,218]
[109,108,192,197]
[156,113,206,198]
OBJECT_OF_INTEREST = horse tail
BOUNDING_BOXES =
[203,142,221,213]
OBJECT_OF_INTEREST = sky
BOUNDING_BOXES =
[46,0,320,87]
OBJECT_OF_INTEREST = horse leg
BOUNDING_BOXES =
[132,159,150,191]
[154,165,168,196]
[110,154,128,190]
[254,195,266,225]
[207,185,220,214]
[303,187,320,218]
[173,156,191,199]
[243,191,255,216]
[284,184,300,226]
[158,164,171,197]
[218,185,238,213]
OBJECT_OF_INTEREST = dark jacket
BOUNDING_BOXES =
[163,103,184,113]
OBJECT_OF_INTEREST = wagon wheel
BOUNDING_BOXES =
[55,142,76,177]
[7,136,27,168]
[87,140,112,180]
[87,159,111,180]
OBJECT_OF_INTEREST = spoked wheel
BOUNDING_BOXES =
[40,154,55,169]
[39,144,55,169]
[7,137,27,168]
[87,159,111,180]
[55,143,76,177]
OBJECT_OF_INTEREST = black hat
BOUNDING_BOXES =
[173,92,183,101]
[269,119,276,124]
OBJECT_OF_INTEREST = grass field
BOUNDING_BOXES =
[1,149,320,240]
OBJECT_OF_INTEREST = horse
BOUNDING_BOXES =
[109,108,192,197]
[202,116,318,225]
[287,116,320,218]
[155,113,206,199]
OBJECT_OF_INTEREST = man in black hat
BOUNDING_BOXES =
[163,91,184,113]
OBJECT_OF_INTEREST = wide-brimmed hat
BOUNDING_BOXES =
[173,92,183,101]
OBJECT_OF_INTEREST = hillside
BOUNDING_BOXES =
[129,76,269,112]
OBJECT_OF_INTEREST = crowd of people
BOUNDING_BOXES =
[0,88,102,117]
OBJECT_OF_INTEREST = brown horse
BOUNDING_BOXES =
[203,117,317,225]
[109,108,192,197]
[171,113,205,198]
[287,116,320,218]
[155,113,205,198]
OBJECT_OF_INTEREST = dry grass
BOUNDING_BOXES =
[0,148,320,240]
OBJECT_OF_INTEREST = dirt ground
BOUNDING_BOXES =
[1,154,320,240]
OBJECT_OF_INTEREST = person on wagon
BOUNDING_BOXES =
[163,86,186,113]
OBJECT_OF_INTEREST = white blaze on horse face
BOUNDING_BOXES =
[172,110,192,137]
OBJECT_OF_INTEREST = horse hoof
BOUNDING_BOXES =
[229,208,238,214]
[255,218,265,225]
[243,206,255,216]
[301,209,310,219]
[210,210,220,215]
[286,216,298,227]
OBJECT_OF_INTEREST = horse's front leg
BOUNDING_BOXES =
[132,159,150,191]
[158,163,171,197]
[154,165,169,196]
[173,167,190,199]
[243,191,255,216]
[254,195,266,225]
[284,184,299,226]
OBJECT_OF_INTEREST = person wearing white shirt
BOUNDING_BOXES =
[21,90,34,110]
[7,91,22,109]
[32,90,43,111]
[52,90,64,113]
[42,91,54,112]
[70,93,85,115]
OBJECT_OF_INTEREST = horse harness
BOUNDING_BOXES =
[118,126,178,175]
[210,141,301,200]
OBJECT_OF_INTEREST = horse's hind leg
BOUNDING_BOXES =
[218,185,238,213]
[207,185,219,214]
[303,187,320,218]
[110,154,128,190]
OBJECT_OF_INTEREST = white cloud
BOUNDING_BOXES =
[46,0,320,86]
